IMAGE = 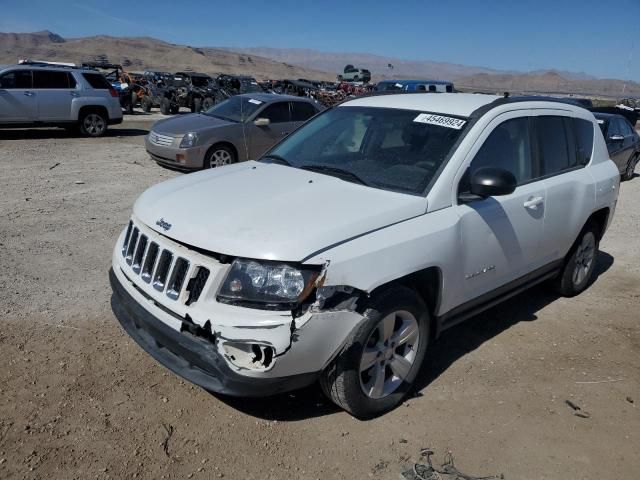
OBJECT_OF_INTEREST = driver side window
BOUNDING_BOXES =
[469,117,535,185]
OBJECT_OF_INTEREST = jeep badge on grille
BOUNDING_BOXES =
[156,218,172,231]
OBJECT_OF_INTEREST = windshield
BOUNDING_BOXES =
[264,106,467,195]
[203,96,265,122]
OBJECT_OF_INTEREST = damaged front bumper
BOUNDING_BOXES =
[110,268,318,396]
[109,221,365,396]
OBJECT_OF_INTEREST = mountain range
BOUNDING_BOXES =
[1,31,638,98]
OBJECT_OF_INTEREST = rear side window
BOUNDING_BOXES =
[82,73,112,89]
[0,70,32,88]
[470,117,534,185]
[290,102,317,122]
[619,118,634,136]
[536,116,571,175]
[573,118,594,165]
[258,102,290,123]
[33,70,74,89]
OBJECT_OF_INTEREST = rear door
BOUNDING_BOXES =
[0,69,37,122]
[33,70,77,121]
[535,115,596,263]
[247,101,294,158]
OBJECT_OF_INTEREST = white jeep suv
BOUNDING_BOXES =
[110,93,619,418]
[0,63,122,136]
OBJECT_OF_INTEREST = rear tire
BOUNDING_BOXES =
[553,222,599,297]
[622,153,638,181]
[202,97,214,111]
[320,286,429,418]
[193,97,202,113]
[79,110,108,137]
[160,98,170,115]
[170,104,179,114]
[141,97,152,112]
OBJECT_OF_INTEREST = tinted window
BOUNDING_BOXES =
[0,70,32,89]
[290,102,317,122]
[82,73,112,89]
[33,70,72,89]
[573,118,594,165]
[259,102,290,123]
[470,117,534,184]
[619,118,634,136]
[536,116,572,175]
[607,119,622,138]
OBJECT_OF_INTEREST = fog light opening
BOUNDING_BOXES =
[222,342,275,371]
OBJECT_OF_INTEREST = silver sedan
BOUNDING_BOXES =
[145,93,323,170]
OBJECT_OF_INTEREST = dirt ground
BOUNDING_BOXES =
[1,113,639,480]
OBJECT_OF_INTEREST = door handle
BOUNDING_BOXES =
[70,91,80,97]
[23,91,34,97]
[523,196,544,210]
[281,131,289,136]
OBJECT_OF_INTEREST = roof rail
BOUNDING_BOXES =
[18,59,78,68]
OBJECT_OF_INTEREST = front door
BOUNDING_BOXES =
[247,101,296,159]
[0,69,37,122]
[455,114,547,302]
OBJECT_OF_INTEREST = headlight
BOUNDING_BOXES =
[217,259,319,309]
[179,132,198,148]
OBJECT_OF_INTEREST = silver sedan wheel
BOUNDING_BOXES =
[359,310,420,399]
[83,114,105,136]
[573,232,596,286]
[209,149,232,168]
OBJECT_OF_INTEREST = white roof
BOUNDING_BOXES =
[340,93,501,117]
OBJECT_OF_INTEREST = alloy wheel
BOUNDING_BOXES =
[572,232,595,286]
[359,310,420,399]
[83,114,105,136]
[209,149,232,168]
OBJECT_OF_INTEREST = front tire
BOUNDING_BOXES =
[554,223,599,297]
[202,97,214,111]
[160,98,170,115]
[320,286,429,418]
[203,144,236,169]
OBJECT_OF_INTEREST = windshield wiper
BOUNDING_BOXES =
[261,155,292,166]
[300,164,369,186]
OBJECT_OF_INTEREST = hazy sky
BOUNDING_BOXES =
[1,0,638,79]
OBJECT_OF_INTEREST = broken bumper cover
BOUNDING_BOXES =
[109,268,319,397]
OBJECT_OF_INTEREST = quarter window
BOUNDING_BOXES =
[470,117,534,185]
[82,73,113,89]
[573,118,594,165]
[0,70,32,89]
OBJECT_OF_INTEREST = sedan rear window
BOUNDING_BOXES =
[82,73,112,89]
[265,106,467,195]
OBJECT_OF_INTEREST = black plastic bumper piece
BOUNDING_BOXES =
[109,268,319,397]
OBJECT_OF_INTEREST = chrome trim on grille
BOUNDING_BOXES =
[149,131,174,147]
[120,219,211,305]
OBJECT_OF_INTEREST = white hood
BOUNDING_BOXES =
[133,161,427,262]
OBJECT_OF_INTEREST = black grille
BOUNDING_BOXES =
[132,235,148,274]
[166,257,189,300]
[152,250,173,291]
[141,242,159,283]
[125,227,139,265]
[186,267,210,305]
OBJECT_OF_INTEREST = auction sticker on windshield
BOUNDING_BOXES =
[413,113,466,129]
[248,99,263,105]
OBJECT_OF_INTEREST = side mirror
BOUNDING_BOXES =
[253,117,270,127]
[469,167,517,197]
[609,134,624,142]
